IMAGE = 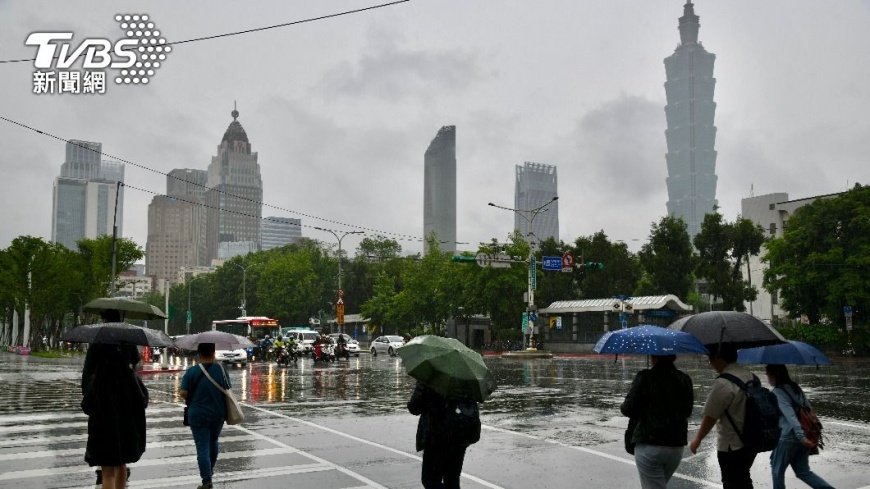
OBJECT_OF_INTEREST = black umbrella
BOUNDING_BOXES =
[61,322,175,347]
[668,311,786,350]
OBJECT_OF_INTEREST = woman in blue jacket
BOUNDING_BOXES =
[180,343,230,489]
[765,364,833,489]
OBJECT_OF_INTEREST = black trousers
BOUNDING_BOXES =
[421,444,467,489]
[717,447,757,489]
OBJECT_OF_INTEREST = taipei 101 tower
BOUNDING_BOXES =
[664,1,718,239]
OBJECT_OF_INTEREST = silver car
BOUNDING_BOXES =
[370,335,405,357]
[329,333,361,357]
[216,347,248,366]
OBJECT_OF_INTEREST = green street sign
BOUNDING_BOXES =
[186,310,192,324]
[530,257,537,289]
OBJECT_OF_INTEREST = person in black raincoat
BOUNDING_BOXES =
[81,342,147,489]
[408,381,468,489]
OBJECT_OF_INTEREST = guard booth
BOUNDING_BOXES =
[538,295,693,353]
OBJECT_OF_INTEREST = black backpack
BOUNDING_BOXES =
[444,398,481,447]
[719,373,782,453]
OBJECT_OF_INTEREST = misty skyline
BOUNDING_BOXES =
[1,1,867,257]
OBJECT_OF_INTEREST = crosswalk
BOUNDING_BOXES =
[0,399,386,488]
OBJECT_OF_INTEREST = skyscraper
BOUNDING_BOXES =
[205,106,263,263]
[261,217,302,251]
[51,140,125,250]
[423,125,457,253]
[145,168,208,285]
[664,1,718,239]
[514,162,559,246]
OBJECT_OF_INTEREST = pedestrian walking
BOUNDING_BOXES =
[689,345,758,489]
[180,343,230,489]
[620,354,694,488]
[408,381,469,489]
[765,364,834,489]
[81,342,146,489]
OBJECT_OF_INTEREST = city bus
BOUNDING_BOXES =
[211,316,279,341]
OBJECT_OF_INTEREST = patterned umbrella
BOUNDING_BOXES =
[593,324,709,355]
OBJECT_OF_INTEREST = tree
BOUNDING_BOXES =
[572,231,640,299]
[694,211,766,311]
[637,216,695,299]
[763,184,870,325]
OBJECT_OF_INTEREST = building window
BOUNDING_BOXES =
[769,223,776,235]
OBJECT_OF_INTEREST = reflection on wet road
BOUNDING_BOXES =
[1,352,869,488]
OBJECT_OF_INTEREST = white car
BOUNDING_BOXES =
[329,333,361,357]
[216,347,248,366]
[370,335,405,357]
[283,330,320,355]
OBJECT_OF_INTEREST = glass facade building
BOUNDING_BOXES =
[514,162,559,247]
[664,1,718,239]
[423,126,457,253]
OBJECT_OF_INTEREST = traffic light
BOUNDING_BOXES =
[584,262,605,270]
[451,255,477,263]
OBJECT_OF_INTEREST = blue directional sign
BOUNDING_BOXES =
[542,256,562,271]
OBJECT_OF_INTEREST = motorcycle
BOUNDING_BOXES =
[312,342,335,363]
[334,342,351,360]
[275,346,295,366]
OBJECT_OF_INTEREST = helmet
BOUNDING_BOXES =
[403,333,411,340]
[265,334,271,339]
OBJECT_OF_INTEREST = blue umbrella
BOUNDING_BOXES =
[593,324,710,355]
[738,340,832,366]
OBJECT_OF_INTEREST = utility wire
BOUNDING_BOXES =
[0,0,410,64]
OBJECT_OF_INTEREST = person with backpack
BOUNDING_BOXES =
[689,344,758,489]
[765,364,834,489]
[407,381,478,489]
[620,354,694,488]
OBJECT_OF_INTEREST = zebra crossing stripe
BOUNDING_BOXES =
[0,435,255,461]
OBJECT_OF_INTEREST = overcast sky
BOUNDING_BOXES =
[1,0,868,258]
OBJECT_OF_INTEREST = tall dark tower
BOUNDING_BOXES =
[664,1,718,239]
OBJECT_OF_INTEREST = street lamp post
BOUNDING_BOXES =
[233,263,257,317]
[489,196,558,351]
[314,227,364,333]
[186,276,199,335]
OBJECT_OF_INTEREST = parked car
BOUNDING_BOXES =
[370,335,405,357]
[329,333,361,357]
[216,347,248,367]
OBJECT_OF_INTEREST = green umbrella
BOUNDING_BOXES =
[83,297,167,320]
[397,335,497,402]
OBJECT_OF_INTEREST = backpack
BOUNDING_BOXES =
[783,387,824,455]
[444,398,481,447]
[719,373,782,453]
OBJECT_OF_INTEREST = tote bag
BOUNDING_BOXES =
[198,364,245,425]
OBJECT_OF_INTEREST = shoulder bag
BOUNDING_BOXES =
[199,363,245,425]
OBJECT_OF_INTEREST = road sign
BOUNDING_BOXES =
[521,312,528,332]
[336,302,345,325]
[338,288,344,298]
[476,253,491,268]
[844,306,853,317]
[186,310,192,324]
[555,316,562,330]
[542,256,562,271]
[491,253,512,269]
[562,252,574,271]
[529,312,538,322]
[530,257,536,289]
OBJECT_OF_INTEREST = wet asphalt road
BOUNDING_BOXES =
[0,351,869,488]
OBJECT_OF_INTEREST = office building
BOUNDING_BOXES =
[205,106,263,262]
[51,140,125,250]
[664,1,718,239]
[145,168,210,285]
[423,125,457,253]
[514,162,559,246]
[261,217,302,250]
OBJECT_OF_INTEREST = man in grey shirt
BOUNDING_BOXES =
[689,345,757,488]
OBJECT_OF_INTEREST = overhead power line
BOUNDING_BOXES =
[0,0,410,64]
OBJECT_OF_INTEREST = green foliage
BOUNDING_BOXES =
[694,211,766,311]
[572,231,640,299]
[763,184,870,325]
[637,215,695,299]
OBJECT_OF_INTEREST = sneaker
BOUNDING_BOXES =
[127,468,131,481]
